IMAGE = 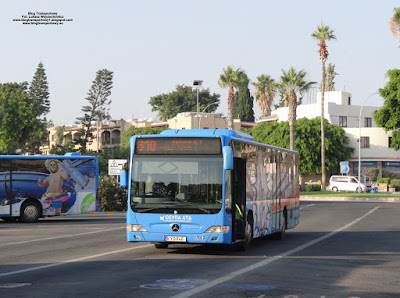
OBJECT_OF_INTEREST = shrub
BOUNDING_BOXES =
[98,175,127,211]
[368,168,379,181]
[311,184,321,191]
[303,184,321,192]
[390,179,400,186]
[377,178,390,184]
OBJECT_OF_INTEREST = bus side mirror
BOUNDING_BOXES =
[120,170,128,188]
[223,146,233,170]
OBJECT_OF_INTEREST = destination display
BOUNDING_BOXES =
[135,138,221,155]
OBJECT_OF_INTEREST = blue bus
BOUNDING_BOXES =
[120,129,300,250]
[0,153,99,223]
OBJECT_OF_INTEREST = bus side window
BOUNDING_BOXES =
[225,170,232,214]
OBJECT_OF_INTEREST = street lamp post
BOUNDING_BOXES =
[202,102,218,113]
[199,102,218,128]
[358,92,378,190]
[193,80,203,129]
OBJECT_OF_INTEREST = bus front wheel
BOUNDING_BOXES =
[20,202,41,223]
[237,215,253,251]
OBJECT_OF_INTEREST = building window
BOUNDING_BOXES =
[389,136,393,148]
[348,96,351,105]
[360,136,370,148]
[102,131,111,145]
[339,116,347,127]
[365,117,372,127]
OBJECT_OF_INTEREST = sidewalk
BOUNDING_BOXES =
[300,196,400,203]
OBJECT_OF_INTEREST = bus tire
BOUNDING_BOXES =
[237,214,253,251]
[332,186,338,192]
[154,243,169,249]
[20,201,41,223]
[274,212,286,240]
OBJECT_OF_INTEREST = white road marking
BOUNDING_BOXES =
[300,203,315,210]
[0,283,32,288]
[0,244,154,277]
[0,226,125,246]
[170,206,380,298]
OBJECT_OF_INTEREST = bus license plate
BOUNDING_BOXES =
[165,236,186,242]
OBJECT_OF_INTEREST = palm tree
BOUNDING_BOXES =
[218,66,245,130]
[389,7,400,44]
[278,67,315,151]
[253,74,277,118]
[312,23,336,191]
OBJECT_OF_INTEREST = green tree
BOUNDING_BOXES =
[96,146,130,175]
[251,118,353,175]
[234,72,254,122]
[98,175,127,211]
[312,23,336,190]
[374,69,400,150]
[389,7,400,44]
[26,62,51,154]
[324,63,338,91]
[218,66,245,129]
[121,127,166,148]
[253,74,277,118]
[49,142,76,155]
[49,126,77,154]
[29,62,50,119]
[0,83,38,153]
[149,85,220,121]
[278,67,315,151]
[75,69,113,153]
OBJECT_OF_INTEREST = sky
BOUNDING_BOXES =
[1,0,400,126]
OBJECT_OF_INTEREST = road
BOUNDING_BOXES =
[0,202,399,297]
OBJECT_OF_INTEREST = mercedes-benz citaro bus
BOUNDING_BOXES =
[0,153,99,223]
[120,129,300,250]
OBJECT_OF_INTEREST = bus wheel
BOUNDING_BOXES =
[275,212,286,240]
[237,216,253,251]
[332,187,338,192]
[20,202,41,223]
[154,243,169,249]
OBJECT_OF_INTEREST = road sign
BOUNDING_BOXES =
[108,159,127,176]
[362,167,369,176]
[340,161,349,174]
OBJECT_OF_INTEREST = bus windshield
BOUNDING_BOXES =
[130,155,223,214]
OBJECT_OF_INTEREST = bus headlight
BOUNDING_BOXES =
[127,224,147,232]
[205,226,230,233]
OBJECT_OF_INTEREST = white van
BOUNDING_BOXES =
[328,175,371,193]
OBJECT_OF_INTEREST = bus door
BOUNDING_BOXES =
[0,159,12,217]
[232,157,246,242]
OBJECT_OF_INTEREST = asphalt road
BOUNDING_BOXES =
[0,202,399,297]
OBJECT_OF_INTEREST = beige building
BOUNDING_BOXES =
[41,113,253,155]
[167,112,246,130]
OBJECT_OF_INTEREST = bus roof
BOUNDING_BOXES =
[0,154,97,160]
[159,129,254,142]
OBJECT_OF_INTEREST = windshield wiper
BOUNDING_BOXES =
[161,201,211,214]
[135,207,165,213]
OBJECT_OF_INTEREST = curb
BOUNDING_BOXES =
[85,211,127,215]
[300,197,400,203]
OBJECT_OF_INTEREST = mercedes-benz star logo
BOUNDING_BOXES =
[171,224,180,232]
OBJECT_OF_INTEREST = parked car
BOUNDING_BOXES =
[328,175,371,193]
